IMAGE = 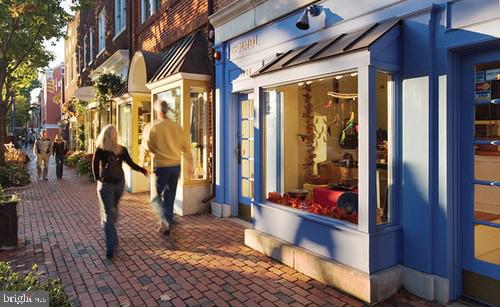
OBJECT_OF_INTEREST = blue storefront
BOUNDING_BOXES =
[210,0,500,304]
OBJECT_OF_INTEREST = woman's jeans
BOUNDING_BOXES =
[97,181,124,254]
[55,155,65,178]
[154,165,181,226]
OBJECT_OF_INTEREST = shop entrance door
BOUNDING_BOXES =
[237,94,255,220]
[460,50,500,306]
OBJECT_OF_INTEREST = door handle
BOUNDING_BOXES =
[237,143,242,163]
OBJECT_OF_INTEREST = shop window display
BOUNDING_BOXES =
[264,72,393,224]
[118,104,132,154]
[264,74,360,223]
[138,101,151,148]
[190,87,208,180]
[154,87,181,123]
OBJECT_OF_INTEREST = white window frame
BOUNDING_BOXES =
[89,27,94,63]
[141,0,160,23]
[114,0,126,38]
[98,9,106,55]
[83,35,87,68]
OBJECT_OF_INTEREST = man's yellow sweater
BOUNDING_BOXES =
[147,118,193,167]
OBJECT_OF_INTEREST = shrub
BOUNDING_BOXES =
[65,151,86,167]
[4,143,29,164]
[0,262,74,307]
[0,164,31,187]
[75,154,93,177]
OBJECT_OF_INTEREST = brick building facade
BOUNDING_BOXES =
[40,65,63,139]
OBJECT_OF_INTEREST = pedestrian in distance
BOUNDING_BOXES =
[147,100,194,236]
[92,125,148,259]
[52,134,67,179]
[33,130,52,181]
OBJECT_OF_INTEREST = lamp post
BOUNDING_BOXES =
[11,96,16,147]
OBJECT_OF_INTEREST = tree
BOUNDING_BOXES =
[0,0,90,166]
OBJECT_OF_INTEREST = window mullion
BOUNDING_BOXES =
[357,65,377,233]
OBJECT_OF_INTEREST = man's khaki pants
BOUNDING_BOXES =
[36,154,50,179]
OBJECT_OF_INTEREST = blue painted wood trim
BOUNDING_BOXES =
[214,44,226,205]
[253,87,263,204]
[253,201,402,273]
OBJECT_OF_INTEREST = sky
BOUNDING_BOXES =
[31,0,72,102]
[46,0,73,68]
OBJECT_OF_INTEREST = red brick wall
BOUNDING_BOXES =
[42,65,63,133]
[77,0,131,86]
[135,0,209,53]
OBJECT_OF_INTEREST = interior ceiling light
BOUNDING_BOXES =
[306,81,312,85]
[335,75,343,80]
[296,5,322,30]
[350,72,358,77]
[327,91,358,100]
[298,82,305,86]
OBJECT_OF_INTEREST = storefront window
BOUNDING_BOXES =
[154,87,181,123]
[190,87,208,180]
[376,72,393,224]
[264,73,360,224]
[473,62,499,264]
[138,101,151,148]
[118,103,132,154]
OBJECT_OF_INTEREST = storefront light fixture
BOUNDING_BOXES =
[350,72,358,77]
[335,75,343,80]
[296,4,322,30]
[306,81,312,85]
[298,82,305,86]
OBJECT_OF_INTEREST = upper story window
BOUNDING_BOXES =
[89,27,94,62]
[114,0,126,36]
[98,9,106,54]
[83,35,87,67]
[141,0,160,23]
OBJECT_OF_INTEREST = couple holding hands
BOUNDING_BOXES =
[92,100,193,259]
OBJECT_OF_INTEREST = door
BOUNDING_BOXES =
[238,94,255,219]
[460,50,500,306]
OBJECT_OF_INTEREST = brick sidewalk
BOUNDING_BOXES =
[0,154,442,307]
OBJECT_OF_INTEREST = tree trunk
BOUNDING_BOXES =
[0,106,7,166]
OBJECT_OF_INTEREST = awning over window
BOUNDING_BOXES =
[128,31,211,93]
[254,19,400,76]
[148,31,212,84]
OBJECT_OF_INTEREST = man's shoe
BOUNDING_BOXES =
[43,178,48,181]
[106,251,113,259]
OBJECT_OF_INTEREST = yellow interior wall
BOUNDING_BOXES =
[282,85,300,192]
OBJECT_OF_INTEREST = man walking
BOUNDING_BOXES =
[33,130,52,180]
[147,100,193,235]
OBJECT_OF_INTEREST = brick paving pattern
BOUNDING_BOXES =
[1,153,444,307]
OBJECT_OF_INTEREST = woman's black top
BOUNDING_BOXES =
[52,141,67,156]
[92,146,146,183]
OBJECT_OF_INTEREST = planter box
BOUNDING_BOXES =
[0,199,18,250]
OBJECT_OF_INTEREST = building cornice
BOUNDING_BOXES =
[209,0,268,28]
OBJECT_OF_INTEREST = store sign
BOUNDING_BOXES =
[475,71,485,83]
[230,35,258,59]
[486,68,500,81]
[475,71,491,101]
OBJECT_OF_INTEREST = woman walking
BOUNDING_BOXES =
[52,134,67,179]
[92,125,148,259]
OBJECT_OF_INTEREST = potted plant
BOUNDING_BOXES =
[0,185,19,250]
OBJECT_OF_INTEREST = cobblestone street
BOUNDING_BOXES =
[0,157,443,307]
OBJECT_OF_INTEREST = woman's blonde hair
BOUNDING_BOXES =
[96,125,122,155]
[55,134,62,142]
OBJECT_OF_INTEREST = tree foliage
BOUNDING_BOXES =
[94,73,123,111]
[0,0,92,165]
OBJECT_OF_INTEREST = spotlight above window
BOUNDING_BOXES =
[296,4,322,30]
